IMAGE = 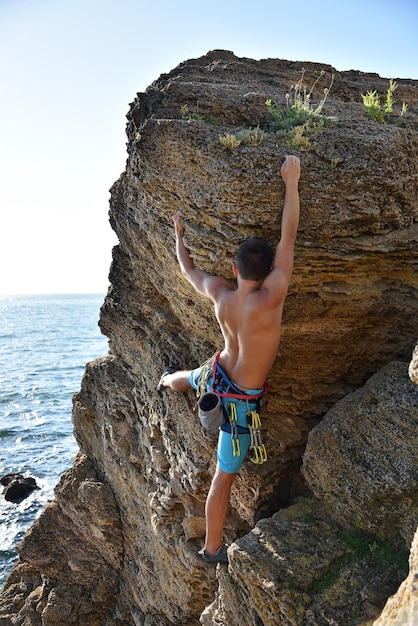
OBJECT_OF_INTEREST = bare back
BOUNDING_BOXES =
[214,283,287,389]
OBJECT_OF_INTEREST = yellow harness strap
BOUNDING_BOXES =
[196,355,215,400]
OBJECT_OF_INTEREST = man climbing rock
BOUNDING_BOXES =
[158,154,301,564]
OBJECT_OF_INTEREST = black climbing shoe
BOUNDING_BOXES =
[156,366,178,391]
[199,544,229,564]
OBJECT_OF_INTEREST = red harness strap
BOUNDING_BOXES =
[210,352,268,400]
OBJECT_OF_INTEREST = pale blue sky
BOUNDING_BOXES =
[1,0,417,295]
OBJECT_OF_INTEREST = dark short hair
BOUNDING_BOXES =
[236,237,274,281]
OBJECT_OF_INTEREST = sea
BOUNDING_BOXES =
[0,293,109,587]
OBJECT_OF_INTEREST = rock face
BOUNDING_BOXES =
[202,498,409,626]
[371,353,418,626]
[0,455,124,624]
[1,51,417,625]
[302,361,418,545]
[373,528,418,626]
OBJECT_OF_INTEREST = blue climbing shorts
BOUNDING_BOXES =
[188,361,263,474]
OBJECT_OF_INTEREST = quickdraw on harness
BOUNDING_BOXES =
[246,409,267,464]
[195,352,268,465]
[229,403,240,458]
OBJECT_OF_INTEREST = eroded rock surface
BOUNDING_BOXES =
[302,361,418,545]
[371,349,418,626]
[373,526,418,626]
[1,50,417,625]
[0,455,124,625]
[202,498,408,626]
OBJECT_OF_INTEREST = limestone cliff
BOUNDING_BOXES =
[0,51,417,625]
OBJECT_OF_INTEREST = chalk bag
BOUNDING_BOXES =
[197,392,226,431]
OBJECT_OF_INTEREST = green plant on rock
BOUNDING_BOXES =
[180,103,218,125]
[311,529,409,595]
[219,127,266,150]
[289,124,312,151]
[361,89,384,122]
[361,79,408,123]
[181,103,205,121]
[266,68,335,150]
[236,126,265,146]
[339,529,409,575]
[266,68,335,131]
[312,569,339,593]
[219,133,241,150]
[329,157,342,170]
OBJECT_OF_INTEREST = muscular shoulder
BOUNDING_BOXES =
[202,275,234,301]
[259,269,291,307]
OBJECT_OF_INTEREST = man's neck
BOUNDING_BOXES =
[236,276,264,292]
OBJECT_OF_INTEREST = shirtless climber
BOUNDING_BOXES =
[157,154,301,564]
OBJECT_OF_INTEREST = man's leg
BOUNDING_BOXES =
[158,370,192,392]
[204,465,236,554]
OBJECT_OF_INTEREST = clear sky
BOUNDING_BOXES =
[1,0,417,295]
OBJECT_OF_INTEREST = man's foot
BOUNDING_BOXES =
[156,366,178,391]
[199,544,229,564]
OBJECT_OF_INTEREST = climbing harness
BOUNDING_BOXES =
[195,352,268,464]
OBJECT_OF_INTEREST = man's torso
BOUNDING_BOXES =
[214,286,285,389]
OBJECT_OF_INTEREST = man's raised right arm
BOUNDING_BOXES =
[263,155,300,298]
[173,211,231,300]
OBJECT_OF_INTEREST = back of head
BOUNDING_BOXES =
[236,238,274,281]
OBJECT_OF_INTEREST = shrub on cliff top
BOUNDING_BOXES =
[265,68,335,134]
[361,79,408,123]
[265,68,335,151]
